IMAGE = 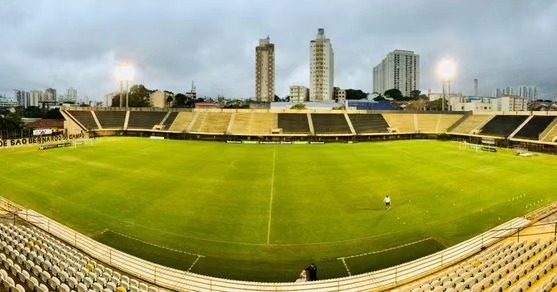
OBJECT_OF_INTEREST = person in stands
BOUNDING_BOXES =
[305,263,318,281]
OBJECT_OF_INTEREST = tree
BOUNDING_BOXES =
[23,106,43,118]
[290,103,306,110]
[373,95,387,101]
[345,89,368,100]
[0,108,23,130]
[173,93,187,108]
[111,84,152,107]
[409,90,421,100]
[384,89,404,101]
[166,96,174,108]
[43,108,63,119]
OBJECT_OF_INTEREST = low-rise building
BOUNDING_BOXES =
[289,86,309,103]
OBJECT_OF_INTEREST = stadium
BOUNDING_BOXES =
[2,107,557,291]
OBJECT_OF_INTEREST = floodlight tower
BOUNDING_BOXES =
[436,59,457,111]
[115,64,134,109]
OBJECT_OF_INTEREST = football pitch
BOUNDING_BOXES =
[1,137,555,281]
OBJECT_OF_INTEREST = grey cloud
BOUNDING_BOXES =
[0,0,555,100]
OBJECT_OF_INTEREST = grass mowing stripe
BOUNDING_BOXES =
[3,138,556,281]
[266,146,276,245]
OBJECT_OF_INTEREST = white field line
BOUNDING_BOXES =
[106,229,204,258]
[337,237,435,260]
[341,258,352,276]
[266,146,277,245]
[188,255,203,272]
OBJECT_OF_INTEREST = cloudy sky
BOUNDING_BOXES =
[1,0,556,101]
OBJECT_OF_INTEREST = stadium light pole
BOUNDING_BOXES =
[436,59,457,111]
[115,64,134,109]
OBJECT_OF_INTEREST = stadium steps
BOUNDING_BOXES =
[508,115,533,139]
[226,112,236,134]
[158,111,172,128]
[189,112,231,134]
[540,118,557,142]
[347,114,389,134]
[449,114,494,134]
[438,114,465,133]
[162,111,179,130]
[343,113,357,135]
[127,111,168,130]
[94,111,126,129]
[446,111,472,132]
[61,110,88,131]
[403,236,557,292]
[123,111,130,130]
[65,110,99,130]
[382,113,416,133]
[0,223,165,292]
[478,115,529,137]
[186,112,200,132]
[307,113,315,135]
[277,113,311,134]
[311,114,352,135]
[91,111,102,130]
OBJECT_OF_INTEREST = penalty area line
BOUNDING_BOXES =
[104,229,205,258]
[340,258,352,276]
[337,237,434,260]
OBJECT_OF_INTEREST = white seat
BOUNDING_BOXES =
[92,282,104,292]
[60,283,71,292]
[38,283,49,292]
[49,275,61,289]
[14,283,25,292]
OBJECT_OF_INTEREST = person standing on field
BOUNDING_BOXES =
[384,195,391,210]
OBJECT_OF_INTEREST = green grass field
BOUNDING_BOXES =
[1,137,555,281]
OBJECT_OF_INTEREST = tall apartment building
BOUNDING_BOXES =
[65,87,78,103]
[373,50,420,97]
[494,86,538,100]
[310,28,334,102]
[255,36,275,102]
[30,90,43,107]
[44,88,57,102]
[15,90,31,107]
[289,86,309,103]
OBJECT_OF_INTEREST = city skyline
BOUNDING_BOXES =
[0,0,556,101]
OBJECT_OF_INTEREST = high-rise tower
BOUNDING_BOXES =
[310,28,334,102]
[255,36,275,102]
[373,50,420,97]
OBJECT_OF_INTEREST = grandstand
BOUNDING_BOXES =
[513,116,556,140]
[189,112,232,134]
[415,113,465,133]
[65,110,98,130]
[94,111,127,129]
[479,115,529,137]
[382,113,416,133]
[347,114,389,134]
[540,119,557,143]
[229,112,278,135]
[449,114,495,134]
[127,111,167,130]
[277,113,311,134]
[311,114,352,135]
[167,112,195,132]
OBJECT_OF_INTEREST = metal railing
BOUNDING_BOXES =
[0,196,532,291]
